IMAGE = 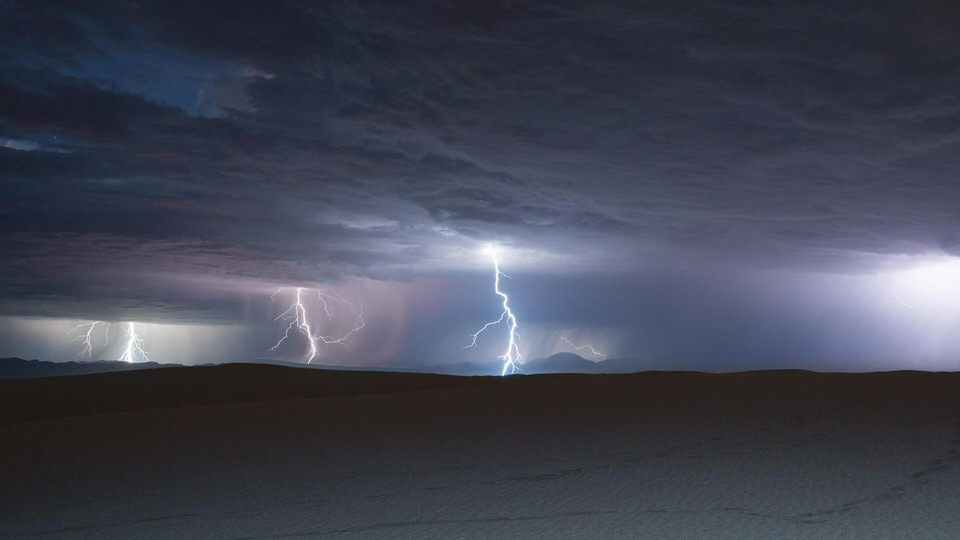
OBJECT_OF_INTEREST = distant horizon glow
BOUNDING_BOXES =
[3,255,960,372]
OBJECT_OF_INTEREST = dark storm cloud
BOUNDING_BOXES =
[2,0,960,324]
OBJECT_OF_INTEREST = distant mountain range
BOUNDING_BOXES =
[517,352,642,374]
[0,358,182,379]
[0,353,644,380]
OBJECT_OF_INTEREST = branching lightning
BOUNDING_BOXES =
[118,322,149,363]
[269,287,365,363]
[466,249,523,376]
[560,335,606,358]
[68,321,110,359]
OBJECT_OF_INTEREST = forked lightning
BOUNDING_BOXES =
[269,287,365,363]
[118,322,149,363]
[466,248,523,375]
[68,321,110,359]
[560,335,606,358]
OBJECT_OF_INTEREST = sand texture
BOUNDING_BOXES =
[2,366,960,539]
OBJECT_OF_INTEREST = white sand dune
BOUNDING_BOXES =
[2,368,960,539]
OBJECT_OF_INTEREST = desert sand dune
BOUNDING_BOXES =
[2,366,960,539]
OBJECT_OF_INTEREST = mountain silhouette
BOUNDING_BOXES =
[0,354,645,380]
[0,358,180,379]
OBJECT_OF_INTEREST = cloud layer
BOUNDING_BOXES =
[2,1,960,366]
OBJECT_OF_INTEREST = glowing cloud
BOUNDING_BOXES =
[269,287,365,363]
[466,246,523,375]
[879,257,960,309]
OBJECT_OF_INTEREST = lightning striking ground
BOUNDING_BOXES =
[466,249,523,376]
[560,336,606,358]
[269,287,365,363]
[118,322,148,363]
[68,321,109,359]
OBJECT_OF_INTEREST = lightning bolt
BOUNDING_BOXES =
[899,296,926,308]
[560,336,606,358]
[68,321,110,359]
[269,287,365,363]
[466,249,523,376]
[118,322,149,363]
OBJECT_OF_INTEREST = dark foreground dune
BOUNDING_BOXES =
[3,365,960,539]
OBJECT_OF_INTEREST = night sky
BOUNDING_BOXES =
[3,1,960,371]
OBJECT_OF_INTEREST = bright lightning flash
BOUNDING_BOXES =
[466,247,523,376]
[68,321,110,359]
[857,258,960,309]
[118,322,149,363]
[560,336,606,359]
[270,287,365,363]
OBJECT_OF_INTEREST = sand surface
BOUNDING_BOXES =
[2,366,960,539]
